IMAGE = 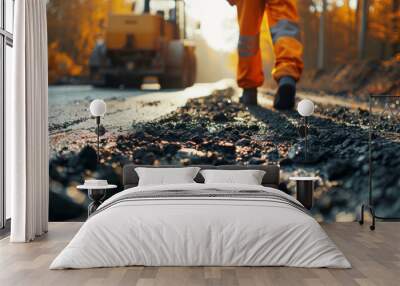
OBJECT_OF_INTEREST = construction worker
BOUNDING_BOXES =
[227,0,304,109]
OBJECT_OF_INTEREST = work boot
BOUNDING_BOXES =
[240,88,258,105]
[273,76,296,110]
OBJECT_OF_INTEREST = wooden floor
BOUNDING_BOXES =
[0,222,399,286]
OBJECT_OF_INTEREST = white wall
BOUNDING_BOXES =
[4,0,15,220]
[5,45,13,220]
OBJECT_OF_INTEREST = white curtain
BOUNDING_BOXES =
[9,0,49,242]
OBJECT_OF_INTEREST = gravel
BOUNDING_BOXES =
[49,87,400,222]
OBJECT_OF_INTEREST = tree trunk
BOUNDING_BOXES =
[144,0,150,13]
[346,0,354,60]
[317,0,327,70]
[392,0,400,55]
[358,0,369,60]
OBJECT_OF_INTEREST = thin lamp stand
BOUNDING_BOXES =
[297,99,314,163]
[359,94,400,230]
[304,116,308,162]
[96,116,100,163]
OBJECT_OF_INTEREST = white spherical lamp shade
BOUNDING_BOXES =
[297,99,314,117]
[89,99,107,117]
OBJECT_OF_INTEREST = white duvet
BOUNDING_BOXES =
[50,183,351,269]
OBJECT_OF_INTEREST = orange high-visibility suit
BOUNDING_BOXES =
[228,0,304,88]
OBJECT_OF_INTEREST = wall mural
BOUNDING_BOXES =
[47,0,400,222]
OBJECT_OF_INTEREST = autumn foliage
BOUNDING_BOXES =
[298,0,400,69]
[47,0,132,84]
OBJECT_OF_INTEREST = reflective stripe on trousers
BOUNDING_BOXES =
[238,34,260,57]
[270,19,300,43]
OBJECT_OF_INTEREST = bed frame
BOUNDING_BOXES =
[123,164,280,190]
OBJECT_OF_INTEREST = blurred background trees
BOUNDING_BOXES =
[300,0,400,70]
[47,0,132,83]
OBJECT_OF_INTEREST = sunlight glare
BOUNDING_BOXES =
[349,0,357,10]
[185,0,238,52]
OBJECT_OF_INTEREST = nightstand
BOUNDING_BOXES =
[77,184,117,216]
[289,177,319,210]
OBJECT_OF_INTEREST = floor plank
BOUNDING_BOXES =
[0,222,398,286]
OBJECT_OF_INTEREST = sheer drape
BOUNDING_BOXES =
[9,0,49,242]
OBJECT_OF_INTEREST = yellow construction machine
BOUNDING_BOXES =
[89,0,196,89]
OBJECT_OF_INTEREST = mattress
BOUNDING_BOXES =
[50,183,351,269]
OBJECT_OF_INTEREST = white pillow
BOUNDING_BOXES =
[200,169,266,185]
[135,167,200,186]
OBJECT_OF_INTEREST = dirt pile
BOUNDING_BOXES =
[299,55,400,99]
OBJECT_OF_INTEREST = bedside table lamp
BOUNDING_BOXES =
[89,99,107,163]
[297,99,314,162]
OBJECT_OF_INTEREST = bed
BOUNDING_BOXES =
[50,164,351,269]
